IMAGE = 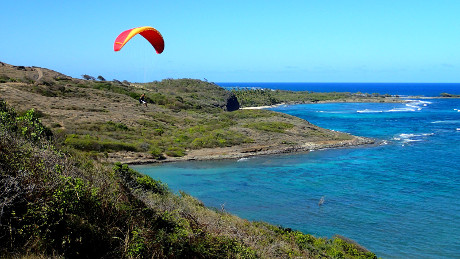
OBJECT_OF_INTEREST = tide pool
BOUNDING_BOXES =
[134,98,460,258]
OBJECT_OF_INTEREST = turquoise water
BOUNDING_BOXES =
[134,98,460,258]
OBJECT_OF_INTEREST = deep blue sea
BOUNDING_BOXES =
[218,82,460,97]
[133,83,460,258]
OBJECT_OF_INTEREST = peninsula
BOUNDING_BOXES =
[0,62,401,164]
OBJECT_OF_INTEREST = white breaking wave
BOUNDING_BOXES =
[388,107,417,112]
[357,109,383,113]
[431,120,460,124]
[405,100,432,105]
[403,100,431,111]
[357,99,430,113]
[316,111,347,114]
[404,100,430,110]
[393,133,434,143]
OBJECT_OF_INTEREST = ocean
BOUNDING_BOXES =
[133,83,460,258]
[217,82,460,97]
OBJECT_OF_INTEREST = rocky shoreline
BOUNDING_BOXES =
[107,136,376,165]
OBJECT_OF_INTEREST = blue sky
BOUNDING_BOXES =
[2,1,460,83]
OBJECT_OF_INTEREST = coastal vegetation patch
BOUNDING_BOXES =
[246,121,295,133]
[231,88,397,107]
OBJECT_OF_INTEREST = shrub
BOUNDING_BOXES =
[113,162,168,194]
[0,75,10,83]
[0,105,53,143]
[190,129,251,149]
[105,121,129,131]
[150,146,166,160]
[127,229,145,257]
[137,175,169,194]
[64,134,137,152]
[165,147,186,157]
[246,121,294,133]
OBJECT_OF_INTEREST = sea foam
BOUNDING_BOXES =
[393,133,434,143]
[357,100,429,113]
[431,120,460,124]
[357,109,383,113]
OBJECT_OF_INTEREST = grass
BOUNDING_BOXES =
[245,121,294,133]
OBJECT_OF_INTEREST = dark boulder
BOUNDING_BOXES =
[226,93,240,111]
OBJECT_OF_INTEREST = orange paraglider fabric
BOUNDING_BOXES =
[114,26,164,54]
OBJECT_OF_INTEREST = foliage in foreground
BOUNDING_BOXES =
[0,99,378,258]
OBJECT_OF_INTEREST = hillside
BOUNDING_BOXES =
[0,62,374,164]
[0,63,380,258]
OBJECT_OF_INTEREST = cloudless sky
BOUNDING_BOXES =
[2,1,460,83]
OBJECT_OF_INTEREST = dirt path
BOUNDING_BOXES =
[34,67,43,82]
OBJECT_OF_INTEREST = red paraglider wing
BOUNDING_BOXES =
[114,26,164,53]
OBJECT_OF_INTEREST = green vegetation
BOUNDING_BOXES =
[231,88,394,107]
[246,121,294,133]
[440,92,460,97]
[0,99,378,258]
[0,75,11,83]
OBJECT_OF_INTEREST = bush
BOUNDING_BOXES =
[113,162,168,194]
[105,121,129,131]
[0,75,10,83]
[0,103,52,143]
[150,146,166,160]
[246,121,294,133]
[64,134,137,152]
[165,147,186,157]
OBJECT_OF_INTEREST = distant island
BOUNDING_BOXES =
[0,61,384,258]
[440,92,460,97]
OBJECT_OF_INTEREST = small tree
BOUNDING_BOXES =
[82,74,95,80]
[97,75,106,81]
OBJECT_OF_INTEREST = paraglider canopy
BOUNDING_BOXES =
[114,26,164,54]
